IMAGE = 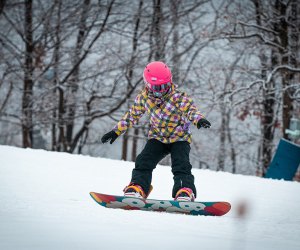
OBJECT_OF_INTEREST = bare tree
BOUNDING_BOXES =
[217,55,242,172]
[22,0,34,148]
[221,0,300,174]
[3,0,299,178]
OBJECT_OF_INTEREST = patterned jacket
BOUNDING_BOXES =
[113,86,205,144]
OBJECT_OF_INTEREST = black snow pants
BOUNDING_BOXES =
[130,139,196,198]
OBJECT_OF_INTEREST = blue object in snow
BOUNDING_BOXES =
[265,139,300,181]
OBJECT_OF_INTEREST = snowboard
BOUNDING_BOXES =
[90,192,231,216]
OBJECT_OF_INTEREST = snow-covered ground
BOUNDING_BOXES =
[1,145,300,250]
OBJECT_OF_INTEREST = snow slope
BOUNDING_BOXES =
[1,145,300,250]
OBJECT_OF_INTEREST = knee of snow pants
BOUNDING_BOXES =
[131,139,168,194]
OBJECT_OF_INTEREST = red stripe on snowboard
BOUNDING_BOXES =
[204,202,231,216]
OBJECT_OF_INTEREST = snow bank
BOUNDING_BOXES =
[1,145,300,250]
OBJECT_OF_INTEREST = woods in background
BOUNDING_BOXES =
[0,0,299,176]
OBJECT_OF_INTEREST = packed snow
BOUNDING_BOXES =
[1,145,300,250]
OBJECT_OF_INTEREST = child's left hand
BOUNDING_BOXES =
[197,118,211,129]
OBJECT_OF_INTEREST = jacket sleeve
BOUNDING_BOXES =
[178,93,205,126]
[113,92,146,136]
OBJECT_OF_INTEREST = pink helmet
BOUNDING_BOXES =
[143,61,172,97]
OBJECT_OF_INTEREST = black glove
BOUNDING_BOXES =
[101,131,118,144]
[197,118,211,129]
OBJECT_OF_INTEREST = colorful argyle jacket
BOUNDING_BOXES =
[113,86,205,144]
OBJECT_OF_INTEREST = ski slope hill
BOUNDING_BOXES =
[1,145,300,250]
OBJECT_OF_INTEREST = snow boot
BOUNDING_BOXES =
[123,183,153,199]
[175,187,195,202]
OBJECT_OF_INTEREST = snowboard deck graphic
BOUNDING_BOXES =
[90,192,231,216]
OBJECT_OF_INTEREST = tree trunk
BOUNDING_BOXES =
[22,0,34,148]
[171,0,180,83]
[52,0,62,151]
[282,0,299,139]
[226,111,236,173]
[261,52,276,176]
[253,0,272,175]
[122,0,143,161]
[276,1,290,140]
[57,85,65,151]
[131,128,139,161]
[122,133,128,160]
[217,109,226,171]
[130,0,143,162]
[152,0,164,61]
[66,0,90,152]
[0,0,6,15]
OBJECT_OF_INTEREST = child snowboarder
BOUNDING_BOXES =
[101,61,211,201]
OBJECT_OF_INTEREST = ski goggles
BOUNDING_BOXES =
[146,81,172,93]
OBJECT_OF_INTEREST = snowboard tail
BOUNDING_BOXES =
[90,192,231,216]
